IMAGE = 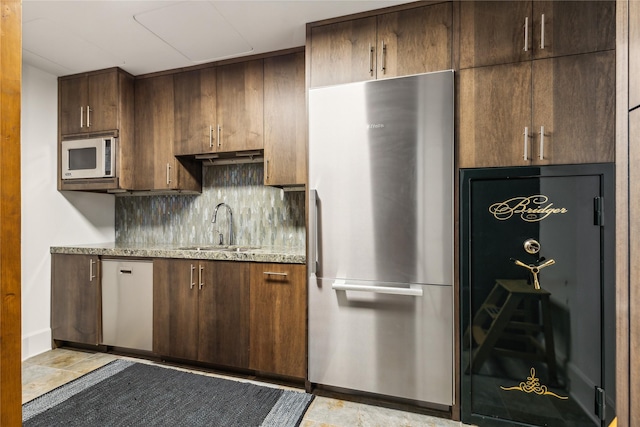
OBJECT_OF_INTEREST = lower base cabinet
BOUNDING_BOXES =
[153,259,250,368]
[249,263,306,379]
[51,254,101,345]
[153,260,306,379]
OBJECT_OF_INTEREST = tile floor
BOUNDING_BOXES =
[23,348,470,427]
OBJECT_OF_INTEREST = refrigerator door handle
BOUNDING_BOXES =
[309,189,318,275]
[332,280,423,297]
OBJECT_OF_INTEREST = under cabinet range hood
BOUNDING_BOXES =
[307,71,454,407]
[194,150,263,165]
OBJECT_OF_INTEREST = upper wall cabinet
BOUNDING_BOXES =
[309,2,452,88]
[58,67,135,192]
[630,0,640,110]
[460,1,615,69]
[263,52,306,187]
[134,75,201,192]
[216,59,264,152]
[173,67,217,156]
[459,51,615,168]
[59,68,133,136]
[173,60,264,156]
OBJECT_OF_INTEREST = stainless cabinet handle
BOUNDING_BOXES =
[86,105,91,128]
[332,281,423,297]
[89,259,96,282]
[217,124,221,148]
[166,163,172,185]
[380,41,387,74]
[265,159,269,181]
[309,189,319,275]
[199,265,204,290]
[80,106,84,128]
[539,126,545,160]
[263,271,288,277]
[369,44,374,75]
[209,125,213,148]
[190,264,195,289]
[523,16,529,52]
[540,14,545,49]
[523,127,529,161]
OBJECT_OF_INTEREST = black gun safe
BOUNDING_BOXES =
[460,164,615,427]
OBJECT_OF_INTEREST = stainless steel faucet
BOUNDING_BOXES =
[212,202,233,245]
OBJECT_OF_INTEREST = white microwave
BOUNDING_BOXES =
[61,137,116,180]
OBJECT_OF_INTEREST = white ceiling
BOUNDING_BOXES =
[23,0,414,77]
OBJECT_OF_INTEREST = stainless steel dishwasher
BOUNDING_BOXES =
[101,259,153,351]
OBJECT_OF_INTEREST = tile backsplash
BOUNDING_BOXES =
[115,163,305,248]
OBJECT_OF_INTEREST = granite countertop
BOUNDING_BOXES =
[50,243,306,264]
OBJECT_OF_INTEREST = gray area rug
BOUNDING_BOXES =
[23,359,314,426]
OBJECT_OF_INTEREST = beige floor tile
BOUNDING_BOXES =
[64,352,118,374]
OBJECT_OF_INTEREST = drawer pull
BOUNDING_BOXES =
[263,271,288,277]
[523,16,529,52]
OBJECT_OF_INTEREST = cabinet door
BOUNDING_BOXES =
[153,259,199,360]
[86,70,119,133]
[250,263,306,378]
[459,62,532,168]
[59,76,88,135]
[135,76,200,191]
[264,52,306,187]
[630,0,640,110]
[531,1,615,60]
[51,254,101,345]
[198,261,250,368]
[216,59,264,152]
[376,2,452,79]
[174,68,217,155]
[532,51,615,165]
[135,75,174,190]
[460,1,532,69]
[309,17,377,87]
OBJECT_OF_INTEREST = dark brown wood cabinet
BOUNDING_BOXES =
[58,68,135,192]
[173,68,217,156]
[264,52,306,187]
[216,59,264,152]
[59,68,133,136]
[249,263,306,379]
[630,0,640,110]
[134,75,201,192]
[153,259,250,367]
[459,51,615,168]
[460,1,615,69]
[51,254,101,345]
[309,2,452,88]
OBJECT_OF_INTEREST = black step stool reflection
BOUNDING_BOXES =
[464,279,558,385]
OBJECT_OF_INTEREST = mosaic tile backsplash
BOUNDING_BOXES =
[115,163,305,249]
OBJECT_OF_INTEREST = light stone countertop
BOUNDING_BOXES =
[50,243,306,264]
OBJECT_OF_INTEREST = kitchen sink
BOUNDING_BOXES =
[219,246,260,252]
[178,245,259,252]
[178,245,228,251]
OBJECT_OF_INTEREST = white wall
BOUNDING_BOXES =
[21,63,115,360]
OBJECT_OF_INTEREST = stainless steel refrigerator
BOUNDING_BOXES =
[308,70,454,407]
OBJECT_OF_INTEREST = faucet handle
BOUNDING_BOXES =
[218,232,224,245]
